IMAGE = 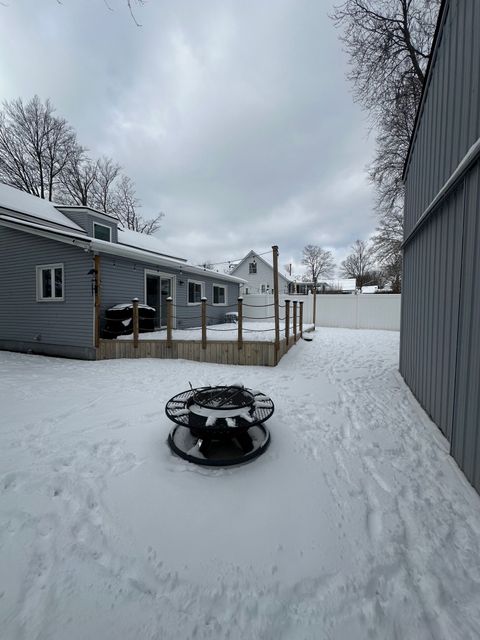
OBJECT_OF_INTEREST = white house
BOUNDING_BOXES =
[290,278,356,294]
[230,250,291,295]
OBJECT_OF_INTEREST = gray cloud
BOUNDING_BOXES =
[0,0,377,275]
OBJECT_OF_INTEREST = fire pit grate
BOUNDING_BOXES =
[165,384,274,466]
[192,385,254,410]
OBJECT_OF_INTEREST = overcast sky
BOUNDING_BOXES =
[0,0,377,276]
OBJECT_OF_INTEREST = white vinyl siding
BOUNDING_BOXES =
[36,263,64,301]
[232,254,290,295]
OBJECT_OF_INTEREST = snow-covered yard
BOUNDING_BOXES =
[1,328,480,640]
[117,321,314,342]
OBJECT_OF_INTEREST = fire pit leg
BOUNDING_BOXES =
[234,431,254,454]
[198,438,212,456]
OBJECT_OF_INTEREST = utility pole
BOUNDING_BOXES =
[272,245,280,357]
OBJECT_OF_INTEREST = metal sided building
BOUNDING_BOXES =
[401,0,480,492]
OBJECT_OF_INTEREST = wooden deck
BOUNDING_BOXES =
[97,336,299,366]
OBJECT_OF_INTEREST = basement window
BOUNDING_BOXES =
[36,264,64,301]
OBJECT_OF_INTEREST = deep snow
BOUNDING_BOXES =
[1,328,480,640]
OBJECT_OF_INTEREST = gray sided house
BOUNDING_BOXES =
[0,184,243,360]
[401,0,480,491]
[230,250,291,295]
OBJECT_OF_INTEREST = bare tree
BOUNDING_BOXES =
[113,175,164,234]
[0,96,78,200]
[301,245,336,283]
[58,152,99,206]
[332,1,440,268]
[126,0,146,26]
[340,239,376,287]
[105,0,147,25]
[92,156,121,214]
[371,207,403,291]
[332,1,438,119]
[0,96,165,235]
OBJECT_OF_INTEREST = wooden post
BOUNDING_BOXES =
[285,299,290,346]
[166,296,173,348]
[237,296,243,350]
[272,245,280,353]
[313,285,317,331]
[132,297,139,348]
[201,297,207,349]
[94,255,101,349]
[293,301,298,343]
[299,301,304,338]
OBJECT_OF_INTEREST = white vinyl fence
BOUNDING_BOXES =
[242,294,401,331]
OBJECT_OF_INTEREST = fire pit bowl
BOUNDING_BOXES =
[165,384,274,466]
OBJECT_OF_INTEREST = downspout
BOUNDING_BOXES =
[94,255,101,349]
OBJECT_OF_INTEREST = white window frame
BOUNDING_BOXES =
[93,222,112,242]
[187,280,204,305]
[212,283,227,306]
[36,263,65,302]
[249,262,257,274]
[144,269,177,329]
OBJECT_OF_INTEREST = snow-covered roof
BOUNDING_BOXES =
[231,250,292,282]
[0,214,93,246]
[0,214,246,284]
[117,227,187,263]
[0,183,244,284]
[58,205,120,222]
[0,182,85,232]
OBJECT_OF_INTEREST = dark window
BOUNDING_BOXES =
[188,281,202,304]
[249,262,257,274]
[93,223,111,242]
[42,268,52,298]
[213,285,226,304]
[54,267,63,298]
[37,264,64,301]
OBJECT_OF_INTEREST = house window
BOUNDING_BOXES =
[249,261,257,274]
[93,222,112,242]
[188,280,204,304]
[36,264,64,301]
[213,284,226,305]
[261,284,266,293]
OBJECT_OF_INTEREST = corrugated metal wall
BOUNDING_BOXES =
[401,0,480,491]
[404,0,480,235]
[451,162,480,489]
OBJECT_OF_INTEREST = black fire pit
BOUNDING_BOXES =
[165,384,274,466]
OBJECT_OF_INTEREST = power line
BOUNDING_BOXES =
[195,249,273,269]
